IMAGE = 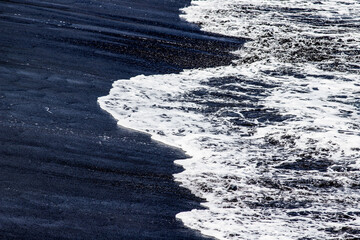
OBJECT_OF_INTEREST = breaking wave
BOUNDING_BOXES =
[99,0,360,239]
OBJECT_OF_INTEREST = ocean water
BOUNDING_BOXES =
[99,0,360,239]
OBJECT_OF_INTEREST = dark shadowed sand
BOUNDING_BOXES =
[0,0,244,239]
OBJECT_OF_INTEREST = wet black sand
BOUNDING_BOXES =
[0,0,244,239]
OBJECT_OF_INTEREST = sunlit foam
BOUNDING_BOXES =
[99,0,360,239]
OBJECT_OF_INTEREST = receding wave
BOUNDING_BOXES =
[99,0,360,239]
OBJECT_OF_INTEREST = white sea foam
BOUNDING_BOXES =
[99,0,360,239]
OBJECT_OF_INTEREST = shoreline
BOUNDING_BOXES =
[0,0,243,239]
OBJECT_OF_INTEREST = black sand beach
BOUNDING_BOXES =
[0,0,243,239]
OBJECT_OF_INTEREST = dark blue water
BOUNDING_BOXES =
[0,0,244,239]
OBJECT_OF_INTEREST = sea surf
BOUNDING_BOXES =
[99,0,360,239]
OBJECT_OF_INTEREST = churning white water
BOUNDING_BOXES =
[99,0,360,239]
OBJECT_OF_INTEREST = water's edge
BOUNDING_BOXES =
[99,0,360,239]
[0,0,243,239]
